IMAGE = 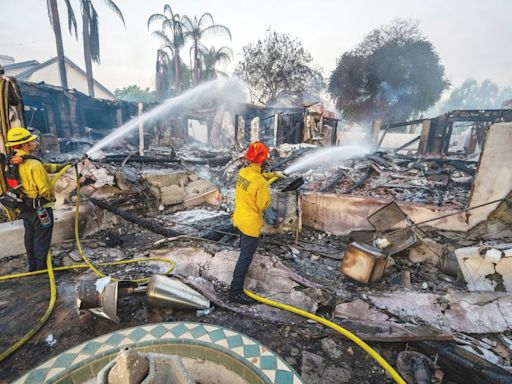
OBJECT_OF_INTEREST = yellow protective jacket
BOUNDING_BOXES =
[16,149,68,206]
[232,163,277,237]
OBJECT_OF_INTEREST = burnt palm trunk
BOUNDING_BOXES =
[174,49,181,91]
[82,8,95,97]
[193,42,200,85]
[49,0,69,89]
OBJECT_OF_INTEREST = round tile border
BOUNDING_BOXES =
[14,322,304,384]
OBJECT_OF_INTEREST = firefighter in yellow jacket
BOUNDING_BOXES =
[229,141,284,304]
[4,127,68,271]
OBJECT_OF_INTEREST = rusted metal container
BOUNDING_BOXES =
[340,242,388,284]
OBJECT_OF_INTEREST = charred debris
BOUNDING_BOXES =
[1,80,512,384]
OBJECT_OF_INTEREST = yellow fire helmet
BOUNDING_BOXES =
[5,127,37,147]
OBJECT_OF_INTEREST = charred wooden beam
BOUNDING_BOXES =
[393,135,421,152]
[447,160,476,176]
[89,197,235,241]
[101,155,180,164]
[90,197,181,237]
[182,156,232,167]
[341,168,372,194]
[320,171,345,192]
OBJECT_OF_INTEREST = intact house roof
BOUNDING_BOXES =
[5,56,115,99]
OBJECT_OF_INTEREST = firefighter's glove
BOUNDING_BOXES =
[275,171,287,179]
[264,207,276,225]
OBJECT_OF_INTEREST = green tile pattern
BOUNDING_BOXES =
[13,322,303,384]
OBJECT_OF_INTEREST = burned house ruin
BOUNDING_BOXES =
[1,76,512,384]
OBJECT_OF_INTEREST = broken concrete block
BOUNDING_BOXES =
[408,238,443,265]
[150,247,213,277]
[144,171,189,188]
[333,299,389,323]
[443,294,510,333]
[90,167,115,188]
[149,247,326,313]
[455,247,496,291]
[320,337,343,360]
[368,291,512,334]
[485,248,503,264]
[369,292,444,327]
[107,348,149,384]
[496,257,512,293]
[184,180,215,196]
[301,351,352,384]
[159,184,187,205]
[504,248,512,257]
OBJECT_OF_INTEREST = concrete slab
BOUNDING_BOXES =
[0,202,115,258]
[368,291,512,334]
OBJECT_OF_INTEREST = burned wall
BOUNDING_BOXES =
[19,81,139,139]
[302,122,512,235]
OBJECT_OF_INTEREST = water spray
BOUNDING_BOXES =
[86,78,248,157]
[283,144,374,175]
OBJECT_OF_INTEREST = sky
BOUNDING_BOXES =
[1,0,512,96]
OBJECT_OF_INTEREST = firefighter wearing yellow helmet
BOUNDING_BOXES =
[3,127,68,271]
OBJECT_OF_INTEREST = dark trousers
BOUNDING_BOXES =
[21,207,54,271]
[230,233,260,295]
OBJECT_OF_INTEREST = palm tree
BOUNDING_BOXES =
[155,49,172,101]
[181,13,231,85]
[199,45,232,81]
[148,4,184,92]
[46,0,77,90]
[79,0,125,97]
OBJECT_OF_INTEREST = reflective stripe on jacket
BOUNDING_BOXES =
[16,149,67,204]
[232,163,272,237]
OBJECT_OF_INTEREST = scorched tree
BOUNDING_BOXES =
[235,29,323,106]
[328,19,449,123]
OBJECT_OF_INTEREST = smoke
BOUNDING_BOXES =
[87,78,249,156]
[435,79,512,114]
[284,144,374,175]
[377,81,408,108]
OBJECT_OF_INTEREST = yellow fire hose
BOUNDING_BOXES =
[0,165,175,363]
[244,289,406,384]
[0,166,405,383]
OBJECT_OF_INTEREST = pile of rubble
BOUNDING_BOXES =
[273,147,476,208]
[1,132,512,383]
